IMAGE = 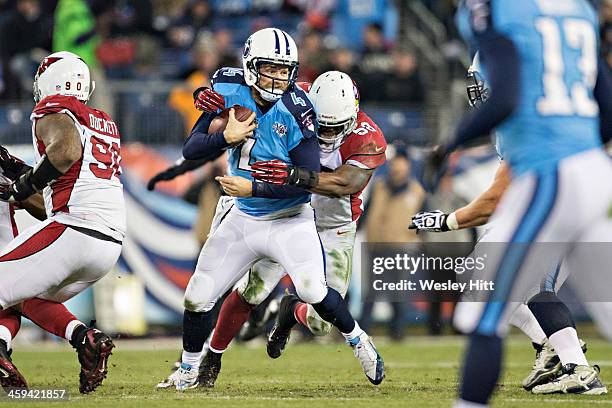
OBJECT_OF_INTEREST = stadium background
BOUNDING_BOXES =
[0,0,611,340]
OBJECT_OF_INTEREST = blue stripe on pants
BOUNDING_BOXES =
[477,168,558,335]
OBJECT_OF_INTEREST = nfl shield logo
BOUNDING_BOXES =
[272,122,287,137]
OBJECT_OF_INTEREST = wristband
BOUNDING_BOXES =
[30,155,63,191]
[288,167,319,189]
[446,212,459,230]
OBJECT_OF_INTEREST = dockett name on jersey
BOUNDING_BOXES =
[30,94,126,241]
[88,114,119,136]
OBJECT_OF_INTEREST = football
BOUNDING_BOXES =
[208,105,255,134]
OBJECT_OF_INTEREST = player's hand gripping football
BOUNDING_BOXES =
[193,86,225,113]
[224,108,257,146]
[216,175,252,197]
[409,210,451,232]
[250,160,319,189]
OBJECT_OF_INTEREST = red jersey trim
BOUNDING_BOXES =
[9,204,18,238]
[51,146,84,213]
[0,222,67,262]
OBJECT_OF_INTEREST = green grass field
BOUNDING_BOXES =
[4,336,612,407]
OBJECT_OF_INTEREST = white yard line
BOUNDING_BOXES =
[504,398,612,405]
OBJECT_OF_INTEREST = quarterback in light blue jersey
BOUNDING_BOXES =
[208,64,316,216]
[435,1,612,406]
[163,28,384,391]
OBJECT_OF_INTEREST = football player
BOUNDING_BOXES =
[166,29,384,391]
[443,1,612,405]
[0,146,111,394]
[158,71,386,389]
[411,55,598,393]
[0,51,126,393]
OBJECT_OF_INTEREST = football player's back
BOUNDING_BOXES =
[493,0,600,174]
[452,0,612,404]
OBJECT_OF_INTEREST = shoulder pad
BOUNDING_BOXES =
[281,87,317,139]
[211,67,246,87]
[32,95,89,123]
[341,112,387,169]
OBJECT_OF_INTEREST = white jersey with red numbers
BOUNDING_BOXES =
[30,95,125,241]
[312,110,387,229]
[0,171,18,247]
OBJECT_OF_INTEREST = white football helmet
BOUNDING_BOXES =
[33,51,95,104]
[466,52,489,107]
[242,28,299,102]
[308,71,359,152]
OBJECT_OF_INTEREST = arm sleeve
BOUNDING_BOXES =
[182,111,229,160]
[595,57,612,144]
[252,136,321,198]
[448,33,521,152]
[164,155,222,180]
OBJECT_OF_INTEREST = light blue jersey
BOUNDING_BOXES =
[457,0,601,175]
[211,67,318,216]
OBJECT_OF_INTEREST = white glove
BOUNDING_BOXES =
[409,210,458,232]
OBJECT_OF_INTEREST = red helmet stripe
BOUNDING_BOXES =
[36,57,62,76]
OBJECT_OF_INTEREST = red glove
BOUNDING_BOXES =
[193,86,225,113]
[251,160,290,185]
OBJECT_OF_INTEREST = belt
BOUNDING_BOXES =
[67,225,122,245]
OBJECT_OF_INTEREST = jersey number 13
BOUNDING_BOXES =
[536,17,598,117]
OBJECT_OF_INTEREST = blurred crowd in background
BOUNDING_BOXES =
[1,0,611,338]
[0,0,424,108]
[1,0,610,144]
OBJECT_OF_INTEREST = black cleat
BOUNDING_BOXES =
[0,340,27,392]
[239,298,279,342]
[266,294,300,359]
[198,351,222,388]
[70,326,115,394]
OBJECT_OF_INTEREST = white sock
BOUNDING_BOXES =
[0,325,12,351]
[509,304,546,345]
[64,320,84,341]
[209,345,225,354]
[341,321,363,341]
[549,327,588,366]
[453,399,488,408]
[182,350,203,369]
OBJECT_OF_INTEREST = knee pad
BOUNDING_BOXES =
[306,305,332,336]
[237,261,284,305]
[184,273,216,312]
[295,281,327,305]
[237,276,271,306]
[528,291,575,337]
[183,297,216,313]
